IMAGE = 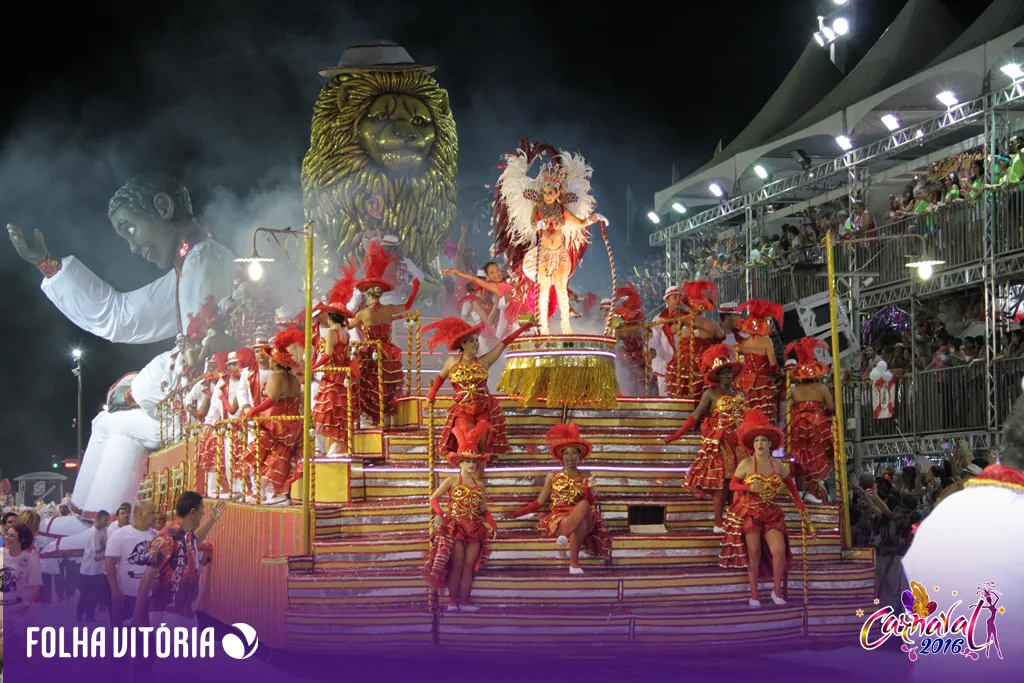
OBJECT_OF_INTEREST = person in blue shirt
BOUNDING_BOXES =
[0,511,17,547]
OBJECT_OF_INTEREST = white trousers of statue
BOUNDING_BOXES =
[72,408,159,514]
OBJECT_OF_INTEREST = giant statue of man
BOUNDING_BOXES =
[7,173,235,515]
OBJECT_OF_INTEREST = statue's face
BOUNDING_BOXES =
[359,94,436,175]
[541,183,559,205]
[109,197,176,269]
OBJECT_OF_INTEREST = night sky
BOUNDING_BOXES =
[0,0,984,478]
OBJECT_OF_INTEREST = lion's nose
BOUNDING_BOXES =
[394,121,418,141]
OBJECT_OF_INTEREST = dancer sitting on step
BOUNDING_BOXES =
[424,316,533,465]
[665,344,746,532]
[784,337,835,503]
[511,422,611,575]
[423,422,498,612]
[719,410,813,608]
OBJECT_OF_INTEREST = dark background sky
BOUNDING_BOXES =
[0,0,985,479]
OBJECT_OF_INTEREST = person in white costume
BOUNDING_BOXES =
[900,395,1024,682]
[648,286,684,396]
[7,173,235,515]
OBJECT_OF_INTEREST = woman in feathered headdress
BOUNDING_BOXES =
[665,344,746,531]
[196,351,232,496]
[784,337,835,503]
[666,280,725,400]
[310,260,359,457]
[492,142,605,335]
[719,410,813,608]
[238,328,303,505]
[510,422,611,574]
[610,282,648,395]
[736,299,783,423]
[422,422,497,612]
[349,240,421,427]
[423,317,533,461]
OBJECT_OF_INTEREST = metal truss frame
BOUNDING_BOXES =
[858,431,996,460]
[650,80,1024,247]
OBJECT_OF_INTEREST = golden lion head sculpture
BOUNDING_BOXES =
[301,69,458,283]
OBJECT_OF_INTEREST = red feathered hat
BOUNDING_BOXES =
[785,337,830,380]
[185,296,221,342]
[737,409,784,452]
[736,299,783,337]
[612,282,645,323]
[212,351,231,375]
[702,343,742,385]
[357,240,397,293]
[264,327,304,369]
[315,258,358,317]
[447,421,492,465]
[546,422,591,462]
[682,280,717,313]
[422,316,486,353]
[234,346,258,371]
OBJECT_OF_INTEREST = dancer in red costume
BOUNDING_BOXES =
[423,422,498,612]
[424,317,533,459]
[784,337,835,503]
[735,299,782,423]
[609,282,648,396]
[511,423,611,575]
[720,410,812,608]
[666,344,745,531]
[350,241,420,428]
[444,262,517,338]
[667,281,725,400]
[240,328,303,505]
[312,264,359,457]
[197,352,231,496]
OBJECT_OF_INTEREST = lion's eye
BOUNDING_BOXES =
[411,115,428,126]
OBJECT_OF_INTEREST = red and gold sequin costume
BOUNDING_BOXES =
[356,312,404,424]
[789,401,834,482]
[241,395,302,493]
[684,394,746,496]
[666,335,712,400]
[611,283,647,394]
[740,353,778,423]
[312,340,353,443]
[422,476,492,589]
[438,360,509,457]
[719,458,792,575]
[538,472,611,558]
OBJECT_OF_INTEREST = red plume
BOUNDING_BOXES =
[327,257,359,307]
[454,420,491,453]
[737,299,783,325]
[212,351,230,374]
[701,343,735,370]
[682,280,717,306]
[422,316,476,352]
[186,295,220,341]
[235,346,257,370]
[274,327,305,354]
[613,282,643,311]
[362,240,398,280]
[784,337,828,364]
[582,292,600,316]
[545,422,580,448]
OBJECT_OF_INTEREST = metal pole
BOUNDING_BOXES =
[76,358,83,458]
[825,233,852,548]
[301,222,315,556]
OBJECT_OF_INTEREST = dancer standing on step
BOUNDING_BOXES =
[423,422,498,612]
[665,345,745,532]
[648,285,683,396]
[784,337,835,503]
[667,281,725,401]
[424,317,533,460]
[312,262,359,457]
[735,299,783,424]
[510,423,611,574]
[719,410,813,608]
[350,240,420,428]
[609,282,648,396]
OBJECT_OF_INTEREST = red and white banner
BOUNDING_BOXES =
[871,378,897,420]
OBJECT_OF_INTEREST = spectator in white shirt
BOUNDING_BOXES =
[2,523,43,619]
[109,502,130,533]
[105,501,156,626]
[77,510,111,622]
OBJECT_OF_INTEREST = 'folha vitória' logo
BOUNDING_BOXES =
[25,623,258,659]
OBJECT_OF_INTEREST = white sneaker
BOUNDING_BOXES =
[569,566,584,575]
[749,599,761,608]
[712,526,725,534]
[771,591,787,605]
[460,604,481,612]
[447,603,459,612]
[803,492,822,504]
[264,494,289,506]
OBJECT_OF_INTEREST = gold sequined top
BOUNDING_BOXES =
[447,481,485,521]
[448,361,491,406]
[743,471,784,509]
[711,394,746,429]
[550,471,587,509]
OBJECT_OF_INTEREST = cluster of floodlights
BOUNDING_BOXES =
[813,0,850,47]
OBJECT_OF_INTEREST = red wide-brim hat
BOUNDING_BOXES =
[737,410,784,451]
[546,423,592,462]
[260,344,297,370]
[735,317,773,337]
[450,322,486,351]
[704,359,743,385]
[446,450,491,466]
[789,361,830,380]
[356,277,394,293]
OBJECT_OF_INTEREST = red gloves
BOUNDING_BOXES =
[729,476,751,492]
[510,500,542,518]
[430,497,446,523]
[500,323,533,348]
[484,510,498,535]
[584,481,596,505]
[312,354,330,370]
[248,397,275,419]
[783,475,807,513]
[665,415,698,444]
[403,279,421,311]
[427,374,446,402]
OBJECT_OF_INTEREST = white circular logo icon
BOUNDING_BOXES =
[221,622,259,660]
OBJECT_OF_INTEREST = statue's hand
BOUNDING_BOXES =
[7,224,49,264]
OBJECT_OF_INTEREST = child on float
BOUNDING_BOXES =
[423,422,498,612]
[511,423,611,575]
[720,410,814,608]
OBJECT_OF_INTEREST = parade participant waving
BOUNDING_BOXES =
[735,299,783,423]
[423,422,497,612]
[350,240,420,427]
[666,345,745,532]
[667,281,725,400]
[720,410,812,608]
[510,423,611,575]
[424,317,533,460]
